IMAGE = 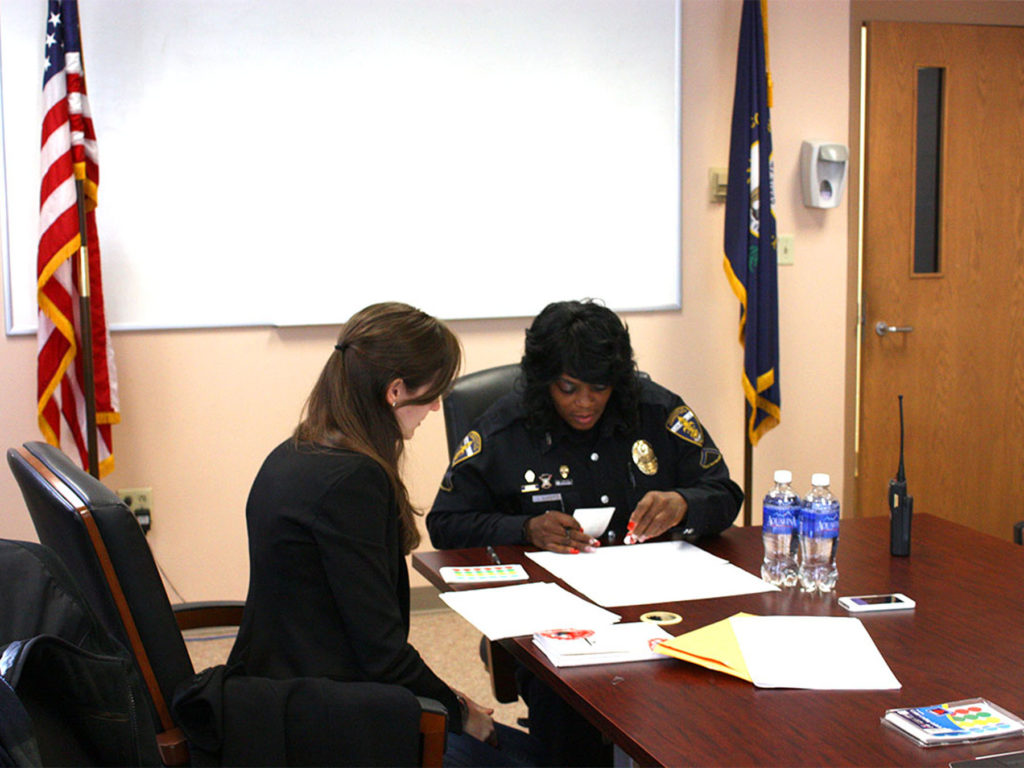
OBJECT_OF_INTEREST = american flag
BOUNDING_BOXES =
[37,0,119,476]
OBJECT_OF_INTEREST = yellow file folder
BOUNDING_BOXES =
[654,612,755,682]
[655,612,901,690]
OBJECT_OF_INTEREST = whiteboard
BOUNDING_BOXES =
[2,0,681,333]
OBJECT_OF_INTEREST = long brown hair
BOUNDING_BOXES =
[295,302,461,553]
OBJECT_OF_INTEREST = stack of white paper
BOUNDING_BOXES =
[439,581,621,639]
[528,540,777,607]
[731,615,901,689]
[657,613,901,690]
[533,622,672,667]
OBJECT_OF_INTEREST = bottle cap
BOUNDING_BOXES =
[773,469,792,484]
[811,472,831,487]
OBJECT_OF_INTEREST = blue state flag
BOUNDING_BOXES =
[723,0,780,446]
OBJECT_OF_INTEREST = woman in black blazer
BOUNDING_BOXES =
[229,302,539,767]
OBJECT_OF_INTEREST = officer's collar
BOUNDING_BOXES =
[541,407,622,453]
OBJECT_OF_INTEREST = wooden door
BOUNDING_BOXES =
[858,22,1024,540]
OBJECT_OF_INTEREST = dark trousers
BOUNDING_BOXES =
[444,722,545,768]
[515,666,613,768]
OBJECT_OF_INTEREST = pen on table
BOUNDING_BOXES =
[486,546,502,565]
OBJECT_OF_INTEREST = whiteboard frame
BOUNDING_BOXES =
[3,0,682,335]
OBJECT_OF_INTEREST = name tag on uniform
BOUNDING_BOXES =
[532,493,562,503]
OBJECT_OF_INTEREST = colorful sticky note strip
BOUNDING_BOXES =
[440,564,529,584]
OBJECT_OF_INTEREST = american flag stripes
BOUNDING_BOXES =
[37,0,119,476]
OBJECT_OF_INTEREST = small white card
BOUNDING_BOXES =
[574,506,615,538]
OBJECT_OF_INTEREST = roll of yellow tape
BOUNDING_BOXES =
[639,610,682,626]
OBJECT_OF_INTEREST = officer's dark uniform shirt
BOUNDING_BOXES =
[427,378,743,548]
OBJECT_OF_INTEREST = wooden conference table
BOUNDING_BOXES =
[413,514,1024,767]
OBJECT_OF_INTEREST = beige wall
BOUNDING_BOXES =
[0,0,851,600]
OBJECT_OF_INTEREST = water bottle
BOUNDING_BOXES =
[761,470,799,587]
[799,473,840,592]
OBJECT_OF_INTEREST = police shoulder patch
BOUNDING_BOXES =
[451,430,483,467]
[666,405,704,446]
[699,447,722,469]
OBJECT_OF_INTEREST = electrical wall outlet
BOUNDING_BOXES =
[778,234,795,266]
[119,486,153,533]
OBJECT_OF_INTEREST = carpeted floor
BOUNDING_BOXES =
[183,607,528,729]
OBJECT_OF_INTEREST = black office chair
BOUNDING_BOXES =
[1014,521,1023,545]
[7,441,447,767]
[442,363,521,456]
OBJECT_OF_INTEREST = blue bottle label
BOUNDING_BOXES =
[801,502,840,538]
[763,503,797,534]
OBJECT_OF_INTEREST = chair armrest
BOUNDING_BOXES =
[416,697,448,768]
[155,726,190,766]
[172,601,245,631]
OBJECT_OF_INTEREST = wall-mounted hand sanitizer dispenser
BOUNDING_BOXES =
[800,140,849,208]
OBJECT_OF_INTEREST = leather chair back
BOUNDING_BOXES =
[8,441,193,763]
[442,363,520,456]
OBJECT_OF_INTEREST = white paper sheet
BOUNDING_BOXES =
[730,615,901,690]
[439,581,621,639]
[527,540,777,607]
[573,507,615,538]
[532,622,672,667]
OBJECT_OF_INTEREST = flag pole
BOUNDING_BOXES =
[74,178,100,478]
[743,428,753,526]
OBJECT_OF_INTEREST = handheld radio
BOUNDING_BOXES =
[889,395,913,556]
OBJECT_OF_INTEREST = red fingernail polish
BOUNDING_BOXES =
[569,548,579,555]
[627,521,636,531]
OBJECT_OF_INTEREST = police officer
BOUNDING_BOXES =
[426,299,743,767]
[427,300,743,554]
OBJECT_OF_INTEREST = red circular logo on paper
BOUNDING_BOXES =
[538,628,594,641]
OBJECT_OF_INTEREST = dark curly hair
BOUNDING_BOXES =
[521,300,640,435]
